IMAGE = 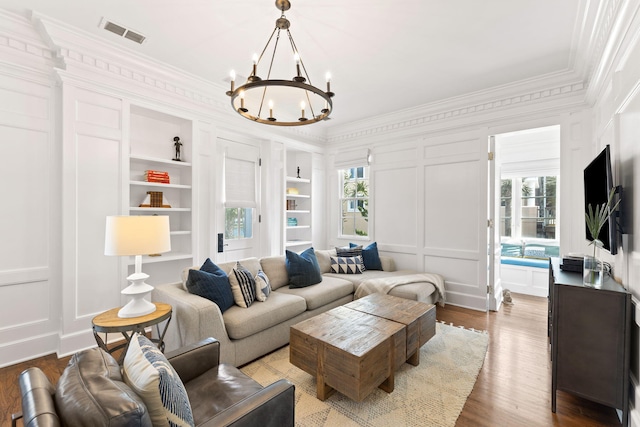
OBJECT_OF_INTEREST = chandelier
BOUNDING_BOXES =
[226,0,334,126]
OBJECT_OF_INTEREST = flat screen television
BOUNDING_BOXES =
[584,144,618,255]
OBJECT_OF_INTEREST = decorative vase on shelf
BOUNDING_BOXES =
[583,252,603,287]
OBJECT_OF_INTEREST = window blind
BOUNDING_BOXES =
[225,156,256,208]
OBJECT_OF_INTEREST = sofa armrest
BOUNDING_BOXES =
[152,282,231,355]
[15,367,60,427]
[167,337,220,383]
[380,255,396,271]
[198,379,295,427]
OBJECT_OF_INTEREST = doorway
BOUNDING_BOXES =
[490,125,560,300]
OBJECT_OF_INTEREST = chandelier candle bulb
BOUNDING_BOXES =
[252,53,258,77]
[299,101,307,121]
[239,90,248,112]
[227,70,236,96]
[268,100,276,121]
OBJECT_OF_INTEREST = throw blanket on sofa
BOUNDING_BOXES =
[355,273,446,306]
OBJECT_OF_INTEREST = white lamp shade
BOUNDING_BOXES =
[104,216,171,256]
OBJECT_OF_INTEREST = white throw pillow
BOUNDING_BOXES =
[255,269,271,302]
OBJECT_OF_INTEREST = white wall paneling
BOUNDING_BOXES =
[59,83,123,356]
[422,132,488,310]
[0,67,58,366]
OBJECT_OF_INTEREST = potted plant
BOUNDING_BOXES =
[584,188,620,285]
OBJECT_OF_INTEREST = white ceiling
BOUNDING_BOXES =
[3,0,591,128]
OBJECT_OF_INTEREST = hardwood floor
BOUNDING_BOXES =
[0,293,621,427]
[439,293,620,427]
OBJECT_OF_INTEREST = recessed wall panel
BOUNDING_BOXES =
[0,125,48,270]
[0,280,49,330]
[374,167,417,246]
[424,160,479,251]
[76,134,121,316]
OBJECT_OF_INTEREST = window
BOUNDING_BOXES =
[340,166,369,237]
[500,176,557,240]
[225,208,253,240]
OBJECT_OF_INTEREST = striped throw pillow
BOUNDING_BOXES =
[228,262,257,308]
[123,333,194,427]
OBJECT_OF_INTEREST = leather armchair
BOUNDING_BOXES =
[12,338,295,427]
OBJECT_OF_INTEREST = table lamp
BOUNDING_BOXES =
[104,215,171,318]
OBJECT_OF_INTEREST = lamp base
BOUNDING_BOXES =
[118,271,156,318]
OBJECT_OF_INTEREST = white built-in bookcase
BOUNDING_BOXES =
[285,149,313,250]
[128,105,195,284]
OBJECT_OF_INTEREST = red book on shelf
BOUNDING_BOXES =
[145,169,169,175]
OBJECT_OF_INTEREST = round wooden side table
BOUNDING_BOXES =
[92,302,172,364]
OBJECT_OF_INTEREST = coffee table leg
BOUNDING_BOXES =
[379,339,395,393]
[316,345,335,401]
[407,350,420,366]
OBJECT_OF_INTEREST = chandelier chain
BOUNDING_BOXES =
[257,28,282,118]
[286,29,316,118]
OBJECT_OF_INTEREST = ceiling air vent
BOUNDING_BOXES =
[99,18,146,44]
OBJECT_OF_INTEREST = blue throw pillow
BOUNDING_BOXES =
[286,247,322,288]
[351,242,383,270]
[186,259,234,313]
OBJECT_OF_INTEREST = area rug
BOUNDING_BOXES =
[241,322,489,427]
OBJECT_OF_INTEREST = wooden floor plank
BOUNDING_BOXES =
[0,293,621,426]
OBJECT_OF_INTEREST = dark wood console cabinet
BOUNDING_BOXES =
[549,258,630,425]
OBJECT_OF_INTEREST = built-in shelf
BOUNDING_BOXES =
[286,176,310,184]
[129,207,191,212]
[286,240,313,247]
[287,225,310,230]
[128,252,193,265]
[286,193,310,198]
[286,210,310,214]
[130,180,192,190]
[130,154,192,167]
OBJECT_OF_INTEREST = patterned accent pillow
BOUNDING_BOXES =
[255,269,271,302]
[330,255,364,274]
[123,333,194,427]
[185,259,234,313]
[228,261,257,308]
[337,245,365,271]
[351,242,383,270]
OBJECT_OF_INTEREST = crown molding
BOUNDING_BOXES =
[584,0,630,104]
[326,71,587,144]
[0,10,54,74]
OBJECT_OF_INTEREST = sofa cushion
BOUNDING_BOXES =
[228,262,257,308]
[260,256,288,290]
[276,275,354,310]
[123,334,194,427]
[330,255,364,274]
[55,347,151,426]
[314,249,337,273]
[255,269,271,302]
[352,242,383,270]
[285,247,322,288]
[223,292,307,339]
[185,260,234,313]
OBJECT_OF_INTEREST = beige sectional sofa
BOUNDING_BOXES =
[153,249,442,367]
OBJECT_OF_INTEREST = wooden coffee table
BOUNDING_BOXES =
[290,294,436,401]
[344,293,436,368]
